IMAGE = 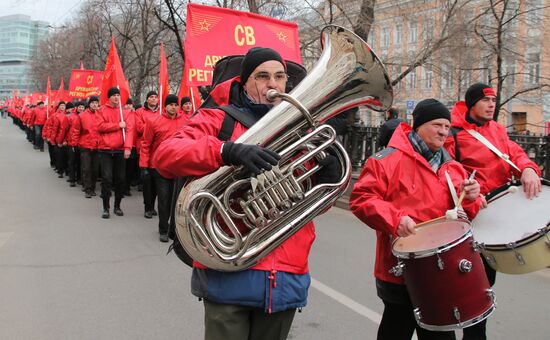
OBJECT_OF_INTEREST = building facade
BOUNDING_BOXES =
[0,15,49,99]
[319,0,549,134]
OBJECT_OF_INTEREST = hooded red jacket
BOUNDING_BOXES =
[69,109,100,150]
[444,101,541,194]
[135,104,160,153]
[66,113,81,146]
[154,76,315,275]
[350,123,480,284]
[54,113,71,145]
[96,103,135,151]
[139,111,186,169]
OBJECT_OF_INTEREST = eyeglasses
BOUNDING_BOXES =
[252,71,288,84]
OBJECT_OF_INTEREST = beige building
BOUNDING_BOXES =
[320,0,550,134]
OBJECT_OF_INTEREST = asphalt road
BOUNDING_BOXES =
[1,116,548,339]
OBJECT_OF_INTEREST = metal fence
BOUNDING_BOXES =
[343,125,549,179]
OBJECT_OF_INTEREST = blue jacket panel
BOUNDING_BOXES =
[191,268,310,313]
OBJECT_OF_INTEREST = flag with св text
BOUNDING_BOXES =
[184,3,301,86]
[68,70,104,99]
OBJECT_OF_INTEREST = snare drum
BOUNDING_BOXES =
[392,219,495,331]
[472,179,550,274]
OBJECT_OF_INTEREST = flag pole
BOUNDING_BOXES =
[117,85,126,142]
[190,87,196,112]
[159,85,163,115]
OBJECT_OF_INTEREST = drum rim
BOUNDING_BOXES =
[392,219,472,259]
[414,301,496,331]
[477,224,550,251]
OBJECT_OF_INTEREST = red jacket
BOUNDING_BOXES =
[69,109,100,149]
[444,101,541,194]
[349,123,480,284]
[96,103,135,151]
[139,111,186,169]
[154,76,315,275]
[66,114,81,146]
[42,115,55,141]
[32,106,48,125]
[55,113,70,145]
[135,104,160,153]
[45,111,63,142]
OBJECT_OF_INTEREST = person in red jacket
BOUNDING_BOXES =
[70,96,101,198]
[140,94,185,242]
[179,96,194,120]
[96,87,135,219]
[154,47,340,340]
[136,91,159,218]
[42,103,58,168]
[350,99,481,340]
[31,101,48,152]
[123,97,139,197]
[443,83,542,340]
[54,101,74,179]
[66,101,85,187]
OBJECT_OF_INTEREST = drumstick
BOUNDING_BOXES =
[414,216,446,229]
[446,170,477,220]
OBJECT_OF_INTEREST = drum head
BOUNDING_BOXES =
[473,183,550,245]
[392,220,471,258]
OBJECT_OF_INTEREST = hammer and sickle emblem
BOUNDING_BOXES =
[86,75,94,84]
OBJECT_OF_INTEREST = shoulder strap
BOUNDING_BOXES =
[450,127,462,162]
[216,105,260,141]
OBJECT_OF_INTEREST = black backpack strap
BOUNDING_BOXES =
[450,127,463,162]
[216,105,260,141]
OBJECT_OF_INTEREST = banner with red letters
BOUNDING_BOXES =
[68,70,104,99]
[184,3,302,86]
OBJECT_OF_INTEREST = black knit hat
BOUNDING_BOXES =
[76,101,86,108]
[56,101,66,109]
[465,83,496,110]
[412,98,451,130]
[65,102,75,110]
[126,98,134,105]
[88,96,99,105]
[180,96,191,105]
[164,94,179,107]
[146,90,158,99]
[107,87,120,98]
[240,47,286,84]
[37,101,44,105]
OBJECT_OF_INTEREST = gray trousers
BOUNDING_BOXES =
[203,300,296,340]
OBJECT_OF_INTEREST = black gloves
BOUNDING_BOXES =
[221,142,280,174]
[316,154,342,184]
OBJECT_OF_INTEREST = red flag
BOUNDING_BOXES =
[100,36,130,105]
[54,78,67,105]
[79,60,85,70]
[177,77,202,112]
[159,42,169,114]
[184,3,302,86]
[46,77,51,117]
[68,69,104,99]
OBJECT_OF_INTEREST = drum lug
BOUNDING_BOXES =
[436,253,444,270]
[459,259,473,273]
[485,254,496,265]
[486,289,497,306]
[507,242,525,265]
[540,228,550,249]
[389,262,405,277]
[413,308,422,322]
[472,240,484,252]
[453,306,461,323]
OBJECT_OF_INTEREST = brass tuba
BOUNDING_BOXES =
[175,25,393,271]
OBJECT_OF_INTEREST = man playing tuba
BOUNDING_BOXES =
[154,47,340,340]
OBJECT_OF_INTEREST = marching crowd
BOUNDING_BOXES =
[3,89,195,243]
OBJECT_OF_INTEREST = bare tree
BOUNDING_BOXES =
[473,0,550,121]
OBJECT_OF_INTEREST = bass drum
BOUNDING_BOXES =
[472,179,550,274]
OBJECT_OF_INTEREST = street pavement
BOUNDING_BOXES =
[1,116,549,340]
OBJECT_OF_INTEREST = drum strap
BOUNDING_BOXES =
[466,129,521,172]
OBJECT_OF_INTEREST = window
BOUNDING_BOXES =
[409,22,418,44]
[525,53,540,84]
[368,29,376,49]
[381,27,390,48]
[395,23,403,45]
[425,19,434,40]
[441,63,453,89]
[505,59,516,85]
[408,69,417,90]
[423,65,433,89]
[460,70,471,89]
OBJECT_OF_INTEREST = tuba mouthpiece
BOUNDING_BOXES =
[266,89,280,102]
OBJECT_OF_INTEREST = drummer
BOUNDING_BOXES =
[349,98,482,340]
[444,83,542,340]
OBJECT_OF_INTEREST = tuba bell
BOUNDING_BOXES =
[175,25,393,271]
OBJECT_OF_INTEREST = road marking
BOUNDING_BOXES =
[311,278,382,324]
[0,232,14,248]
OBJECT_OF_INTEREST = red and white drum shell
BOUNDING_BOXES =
[392,219,496,331]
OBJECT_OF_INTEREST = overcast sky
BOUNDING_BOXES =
[0,0,83,25]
